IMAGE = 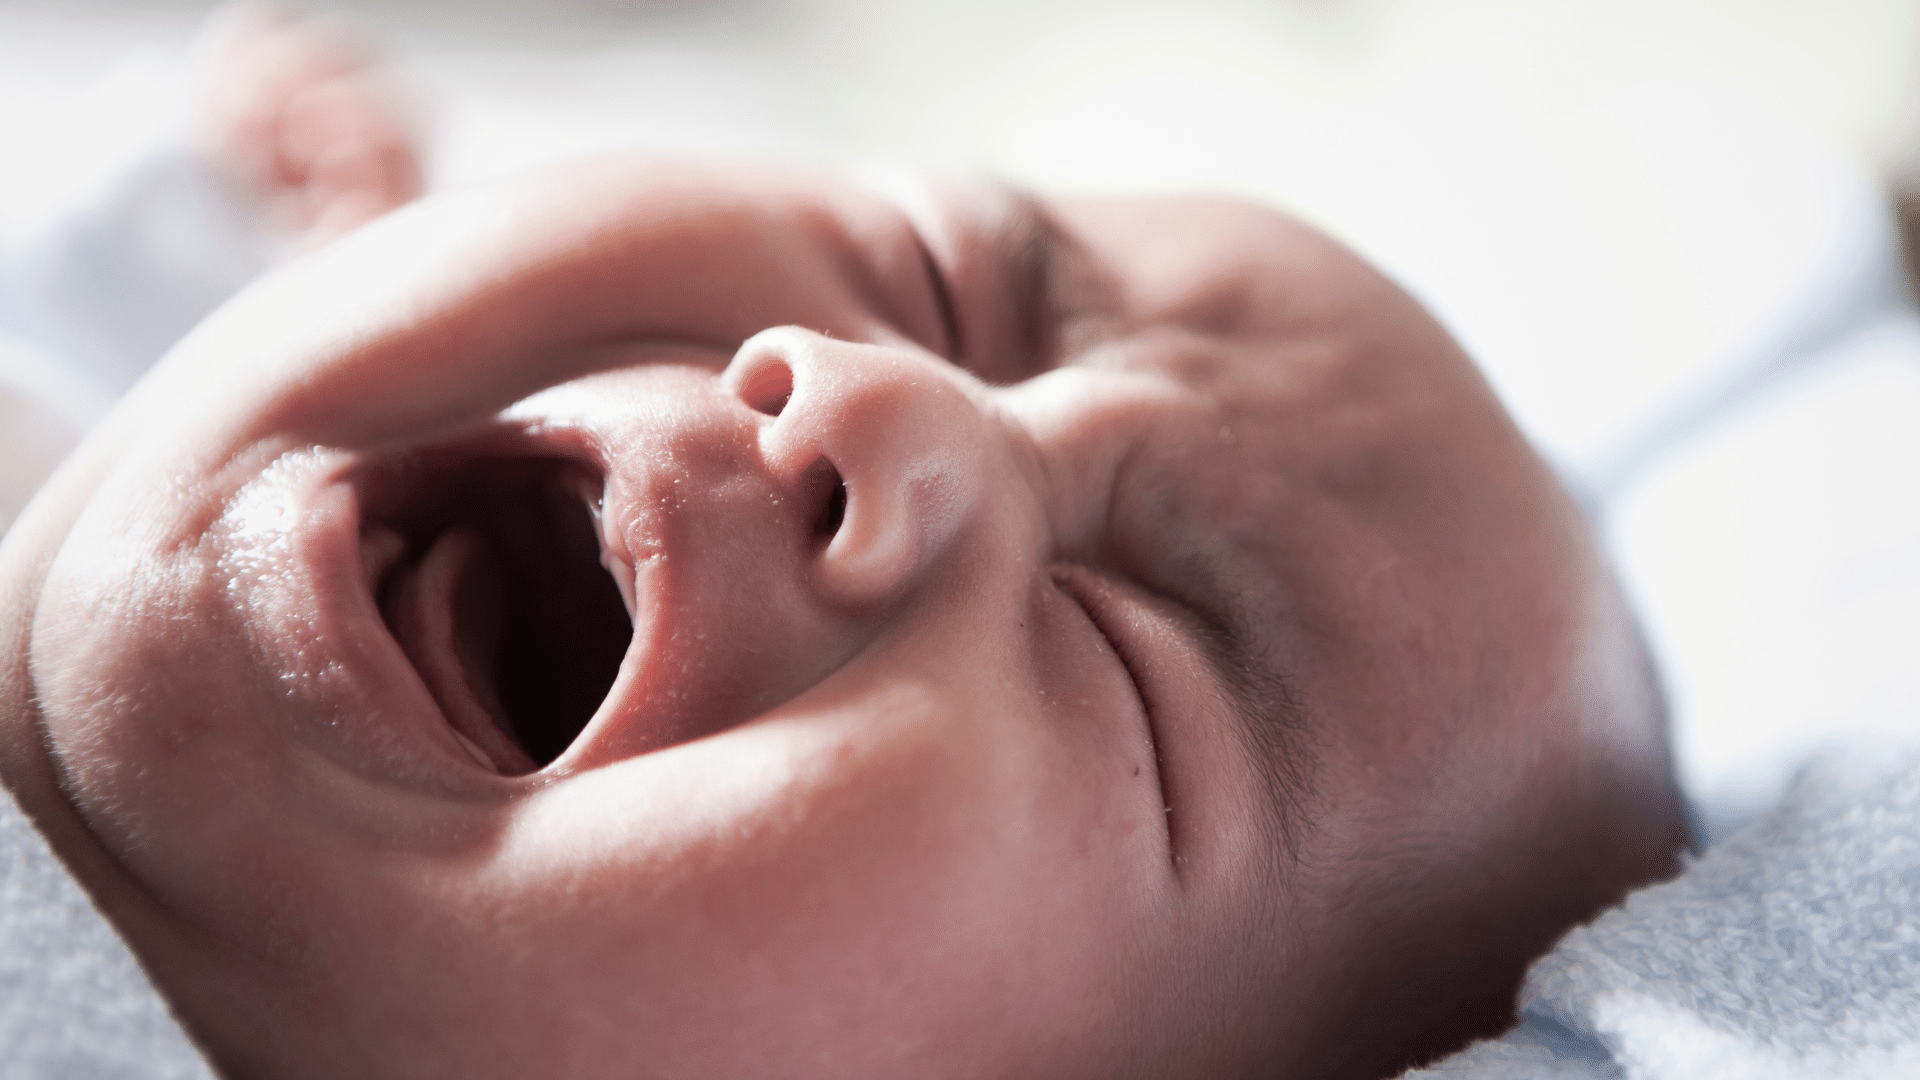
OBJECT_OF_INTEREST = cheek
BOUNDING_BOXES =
[34,545,278,883]
[32,544,484,965]
[325,678,1175,1076]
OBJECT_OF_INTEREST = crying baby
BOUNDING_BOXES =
[0,159,1690,1080]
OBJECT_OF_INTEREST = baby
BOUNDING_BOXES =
[0,153,1690,1078]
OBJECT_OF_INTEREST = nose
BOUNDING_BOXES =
[723,326,991,606]
[571,329,999,763]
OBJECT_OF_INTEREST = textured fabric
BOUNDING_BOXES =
[0,785,215,1080]
[1410,1012,1623,1080]
[1405,748,1920,1079]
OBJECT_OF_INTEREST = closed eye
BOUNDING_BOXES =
[914,230,963,363]
[1052,568,1151,715]
[893,182,1073,385]
[1050,566,1177,866]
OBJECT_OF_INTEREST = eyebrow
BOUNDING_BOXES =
[913,225,963,363]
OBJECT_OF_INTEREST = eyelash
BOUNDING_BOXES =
[915,236,963,365]
[1053,567,1180,864]
[1052,569,1152,717]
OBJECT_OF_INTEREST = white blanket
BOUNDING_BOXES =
[0,785,213,1079]
[1407,748,1920,1079]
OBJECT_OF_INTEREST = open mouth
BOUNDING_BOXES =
[362,454,634,776]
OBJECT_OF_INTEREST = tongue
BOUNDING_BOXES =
[384,526,538,775]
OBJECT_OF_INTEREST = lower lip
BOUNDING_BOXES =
[266,457,521,786]
[291,429,647,784]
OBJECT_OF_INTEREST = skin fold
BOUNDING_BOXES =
[0,161,1690,1080]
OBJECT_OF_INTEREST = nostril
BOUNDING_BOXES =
[817,478,847,539]
[737,357,795,417]
[799,457,846,542]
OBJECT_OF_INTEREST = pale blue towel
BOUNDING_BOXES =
[1408,746,1920,1079]
[0,785,214,1080]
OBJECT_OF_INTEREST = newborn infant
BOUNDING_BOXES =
[0,160,1690,1079]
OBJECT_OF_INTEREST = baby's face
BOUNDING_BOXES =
[1,164,1678,1079]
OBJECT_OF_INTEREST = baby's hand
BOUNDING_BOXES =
[197,3,423,251]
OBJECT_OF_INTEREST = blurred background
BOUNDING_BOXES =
[3,0,1919,842]
[5,1,1919,224]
